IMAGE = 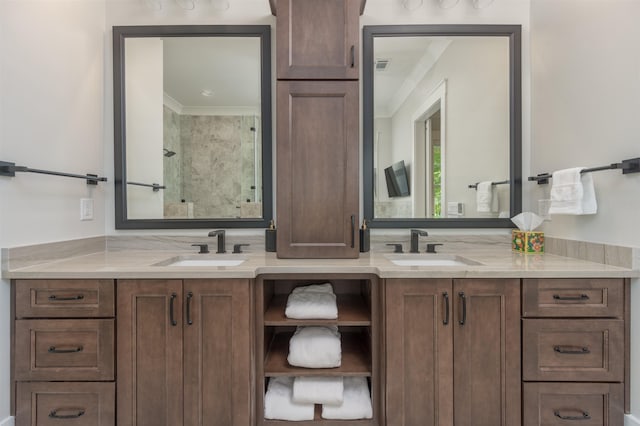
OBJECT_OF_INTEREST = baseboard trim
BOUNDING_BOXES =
[0,416,15,426]
[626,414,640,426]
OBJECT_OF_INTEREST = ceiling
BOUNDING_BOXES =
[162,36,261,110]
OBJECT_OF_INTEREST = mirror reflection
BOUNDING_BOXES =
[363,25,522,227]
[114,26,272,229]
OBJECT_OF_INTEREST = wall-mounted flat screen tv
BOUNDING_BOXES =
[384,160,410,197]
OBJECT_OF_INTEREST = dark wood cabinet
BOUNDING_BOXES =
[273,0,363,80]
[12,279,116,426]
[117,279,252,426]
[386,278,520,426]
[276,81,359,258]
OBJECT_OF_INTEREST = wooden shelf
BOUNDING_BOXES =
[264,294,371,326]
[264,332,371,377]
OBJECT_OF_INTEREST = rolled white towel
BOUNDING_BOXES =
[293,376,344,405]
[321,377,373,420]
[286,283,338,319]
[288,326,341,368]
[264,376,315,421]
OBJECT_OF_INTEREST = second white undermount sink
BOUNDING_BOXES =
[155,255,248,267]
[385,254,483,267]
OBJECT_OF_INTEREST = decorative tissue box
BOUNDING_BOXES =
[512,230,544,253]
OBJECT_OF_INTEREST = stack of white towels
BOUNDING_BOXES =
[264,283,373,421]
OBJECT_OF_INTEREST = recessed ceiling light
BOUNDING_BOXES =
[201,89,215,97]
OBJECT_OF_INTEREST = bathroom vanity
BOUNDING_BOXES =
[5,244,635,426]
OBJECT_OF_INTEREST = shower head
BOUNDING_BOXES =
[163,148,176,158]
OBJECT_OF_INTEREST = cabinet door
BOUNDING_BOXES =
[117,280,183,426]
[183,279,252,426]
[276,81,359,258]
[385,279,453,426]
[275,0,360,79]
[453,279,521,426]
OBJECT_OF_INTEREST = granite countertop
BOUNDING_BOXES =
[3,245,637,279]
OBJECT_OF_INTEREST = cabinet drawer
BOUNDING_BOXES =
[523,319,623,382]
[523,382,623,426]
[15,319,114,381]
[522,278,623,318]
[16,382,114,426]
[15,280,115,318]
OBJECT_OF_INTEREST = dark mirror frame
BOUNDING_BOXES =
[363,24,522,228]
[113,25,272,229]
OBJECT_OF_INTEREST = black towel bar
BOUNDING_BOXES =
[127,181,166,192]
[468,180,509,189]
[528,157,640,185]
[0,161,107,185]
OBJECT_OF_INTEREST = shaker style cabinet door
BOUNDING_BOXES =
[117,280,183,426]
[276,81,359,258]
[183,279,252,426]
[453,279,521,426]
[275,0,361,79]
[385,279,454,426]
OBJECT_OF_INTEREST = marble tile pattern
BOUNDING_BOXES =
[1,237,105,271]
[163,106,183,206]
[545,236,633,268]
[374,200,412,218]
[164,112,262,218]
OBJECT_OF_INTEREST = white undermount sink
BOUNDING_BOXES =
[385,254,483,267]
[155,255,248,267]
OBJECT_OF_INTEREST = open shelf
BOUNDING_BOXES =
[264,294,371,326]
[264,331,371,377]
[264,403,374,425]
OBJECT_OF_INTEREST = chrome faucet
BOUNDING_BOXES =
[410,229,429,253]
[208,230,226,253]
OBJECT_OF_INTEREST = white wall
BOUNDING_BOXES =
[0,0,107,420]
[125,37,164,219]
[530,0,640,418]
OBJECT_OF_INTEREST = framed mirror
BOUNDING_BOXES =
[363,25,521,228]
[113,25,272,229]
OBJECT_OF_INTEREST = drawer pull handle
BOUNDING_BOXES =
[554,345,590,354]
[553,294,589,301]
[48,345,83,354]
[554,410,591,420]
[170,293,178,326]
[443,292,450,325]
[458,292,467,325]
[49,408,86,419]
[48,294,85,301]
[186,291,193,325]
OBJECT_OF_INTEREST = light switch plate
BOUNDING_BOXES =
[80,198,94,221]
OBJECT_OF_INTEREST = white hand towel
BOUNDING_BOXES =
[288,326,342,368]
[548,167,597,215]
[476,181,496,213]
[286,283,338,319]
[293,376,344,405]
[321,377,373,420]
[264,376,315,421]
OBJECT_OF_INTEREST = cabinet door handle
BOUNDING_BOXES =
[458,292,466,325]
[554,410,591,420]
[170,293,178,326]
[350,45,355,68]
[48,294,84,301]
[442,292,449,325]
[49,408,86,419]
[48,345,83,354]
[186,291,193,325]
[351,215,356,248]
[553,294,589,301]
[554,345,590,354]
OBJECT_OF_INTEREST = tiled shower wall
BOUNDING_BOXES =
[162,107,261,218]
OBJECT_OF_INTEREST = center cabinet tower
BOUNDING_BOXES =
[273,0,365,258]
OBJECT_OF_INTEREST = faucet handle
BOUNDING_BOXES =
[232,244,250,254]
[426,243,444,253]
[191,244,209,254]
[386,243,404,253]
